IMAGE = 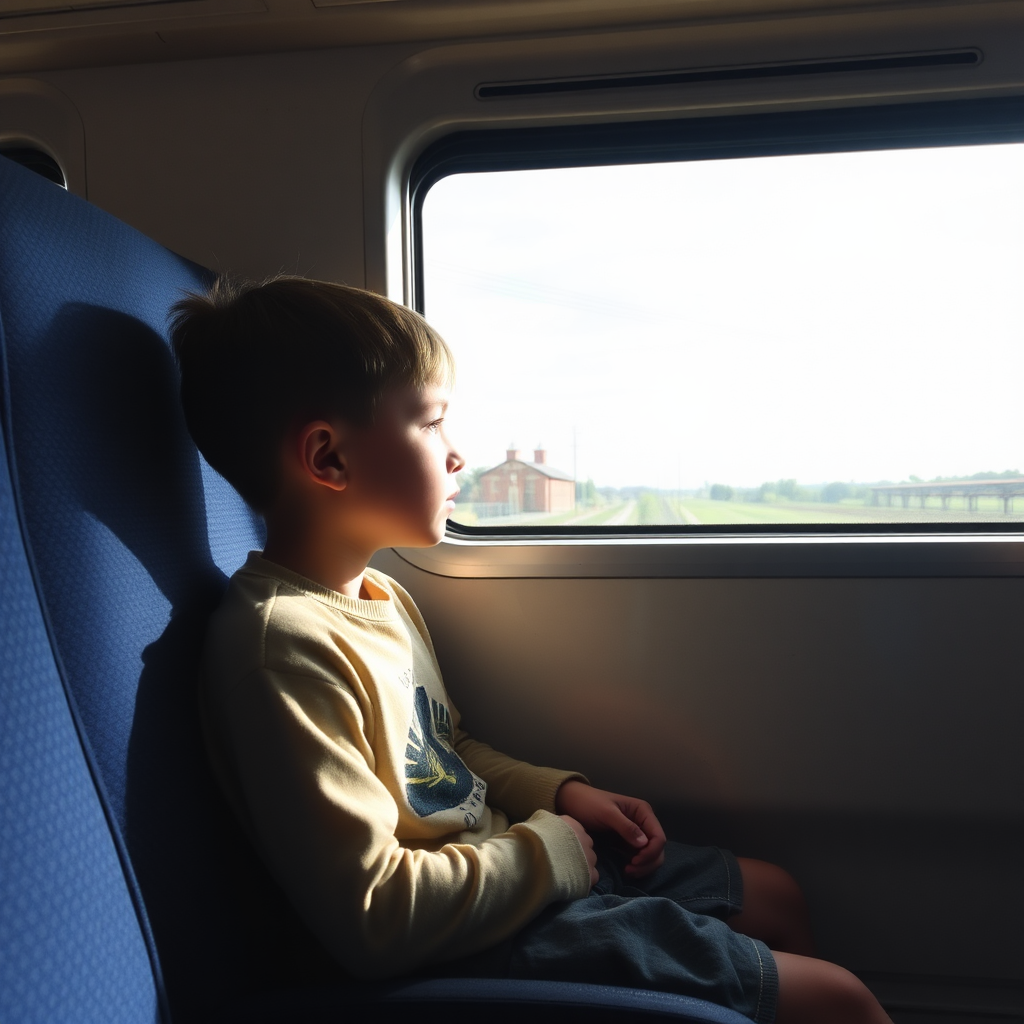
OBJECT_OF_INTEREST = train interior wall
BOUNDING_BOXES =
[2,4,1023,1018]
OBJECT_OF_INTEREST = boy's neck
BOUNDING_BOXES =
[262,529,375,600]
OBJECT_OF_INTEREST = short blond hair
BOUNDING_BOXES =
[170,276,454,511]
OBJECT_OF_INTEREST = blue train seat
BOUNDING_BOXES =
[0,153,753,1024]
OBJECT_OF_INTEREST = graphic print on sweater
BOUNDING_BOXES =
[405,685,479,818]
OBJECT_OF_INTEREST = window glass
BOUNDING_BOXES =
[420,144,1024,530]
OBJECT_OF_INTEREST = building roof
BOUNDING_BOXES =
[480,459,574,482]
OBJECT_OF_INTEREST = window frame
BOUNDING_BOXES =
[0,146,66,188]
[409,95,1024,544]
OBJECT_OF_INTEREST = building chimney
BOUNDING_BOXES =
[533,447,546,465]
[506,446,520,462]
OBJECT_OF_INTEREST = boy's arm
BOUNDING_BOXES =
[203,666,592,980]
[452,726,588,821]
[452,727,666,877]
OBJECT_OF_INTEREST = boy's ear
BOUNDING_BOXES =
[297,420,348,492]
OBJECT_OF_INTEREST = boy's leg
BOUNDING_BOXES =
[728,858,814,956]
[503,890,779,1023]
[773,951,892,1024]
[471,841,779,1022]
[726,859,891,1022]
[595,842,889,1021]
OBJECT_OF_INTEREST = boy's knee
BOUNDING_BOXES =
[775,952,890,1024]
[734,858,813,954]
[827,963,878,1007]
[743,859,805,907]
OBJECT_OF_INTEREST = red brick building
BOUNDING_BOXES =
[479,447,575,515]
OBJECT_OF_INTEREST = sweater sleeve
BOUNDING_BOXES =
[452,726,589,822]
[202,664,592,980]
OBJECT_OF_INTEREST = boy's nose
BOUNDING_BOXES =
[449,447,466,474]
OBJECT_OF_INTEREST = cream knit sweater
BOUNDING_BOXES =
[200,553,591,978]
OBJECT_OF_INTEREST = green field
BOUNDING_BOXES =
[671,498,863,526]
[452,493,1024,529]
[674,496,1024,526]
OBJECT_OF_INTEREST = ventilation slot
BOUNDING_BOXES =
[477,50,981,100]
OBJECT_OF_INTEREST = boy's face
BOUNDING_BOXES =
[344,381,464,550]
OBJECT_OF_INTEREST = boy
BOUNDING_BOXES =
[171,276,891,1024]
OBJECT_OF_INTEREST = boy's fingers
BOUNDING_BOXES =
[627,800,667,848]
[607,808,649,849]
[616,799,666,875]
[615,798,664,841]
[624,858,663,878]
[568,788,668,869]
[624,843,666,878]
[626,832,667,874]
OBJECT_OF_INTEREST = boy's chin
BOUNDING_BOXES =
[429,523,452,546]
[393,526,447,549]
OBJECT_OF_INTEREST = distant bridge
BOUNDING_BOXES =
[870,478,1024,513]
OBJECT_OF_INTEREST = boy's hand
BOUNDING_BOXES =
[556,781,666,878]
[559,814,599,888]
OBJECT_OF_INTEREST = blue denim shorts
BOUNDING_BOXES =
[439,840,778,1024]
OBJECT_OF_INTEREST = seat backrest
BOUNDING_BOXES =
[0,344,164,1024]
[0,156,333,1023]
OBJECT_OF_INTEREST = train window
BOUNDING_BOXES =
[412,99,1024,536]
[0,146,66,188]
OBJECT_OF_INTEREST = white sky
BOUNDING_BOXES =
[421,144,1024,491]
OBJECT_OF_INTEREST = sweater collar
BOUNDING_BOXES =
[239,551,399,622]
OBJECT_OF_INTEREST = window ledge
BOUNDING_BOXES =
[393,531,1024,579]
